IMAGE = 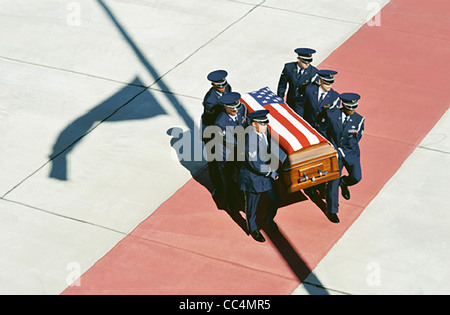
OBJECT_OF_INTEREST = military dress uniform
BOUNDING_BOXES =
[325,93,365,223]
[277,48,319,117]
[239,110,280,242]
[215,92,248,213]
[303,70,340,135]
[303,70,340,198]
[202,70,232,195]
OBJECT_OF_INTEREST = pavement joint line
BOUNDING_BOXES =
[0,55,147,88]
[0,197,127,236]
[375,25,450,44]
[148,87,202,101]
[146,0,267,90]
[417,145,450,155]
[115,231,310,285]
[301,280,352,295]
[1,87,149,199]
[363,132,428,150]
[0,195,305,286]
[260,5,364,26]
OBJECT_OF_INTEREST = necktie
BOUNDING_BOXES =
[343,115,349,129]
[319,93,325,104]
[260,133,268,146]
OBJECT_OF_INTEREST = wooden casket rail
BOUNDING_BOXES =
[281,142,340,193]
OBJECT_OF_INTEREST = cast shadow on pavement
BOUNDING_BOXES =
[50,0,197,180]
[61,0,329,295]
[49,77,166,180]
[189,165,331,295]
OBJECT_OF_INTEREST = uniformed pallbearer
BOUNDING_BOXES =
[303,70,340,135]
[239,110,280,242]
[202,70,232,196]
[277,48,319,117]
[324,93,365,223]
[302,70,341,198]
[215,92,248,213]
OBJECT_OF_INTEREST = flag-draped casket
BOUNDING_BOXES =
[241,87,340,193]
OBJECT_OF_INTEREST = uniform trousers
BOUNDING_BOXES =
[219,161,241,211]
[326,157,362,214]
[202,126,224,194]
[244,185,280,233]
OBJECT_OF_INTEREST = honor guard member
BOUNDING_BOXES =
[215,92,248,213]
[202,70,232,196]
[303,70,340,136]
[239,110,280,242]
[303,70,341,198]
[325,93,365,223]
[277,48,319,117]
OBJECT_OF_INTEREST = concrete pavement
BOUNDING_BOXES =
[2,0,449,295]
[293,110,450,295]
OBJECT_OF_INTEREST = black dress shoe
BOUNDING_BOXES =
[327,212,340,224]
[341,184,350,200]
[250,230,266,242]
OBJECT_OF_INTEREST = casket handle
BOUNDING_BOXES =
[298,172,308,183]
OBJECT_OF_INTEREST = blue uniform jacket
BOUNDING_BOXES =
[201,85,232,126]
[326,108,365,166]
[303,83,340,133]
[215,105,248,163]
[239,129,277,193]
[277,61,318,115]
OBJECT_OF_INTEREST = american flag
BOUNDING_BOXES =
[241,87,328,157]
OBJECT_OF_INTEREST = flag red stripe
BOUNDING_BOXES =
[265,104,313,148]
[277,103,328,143]
[241,98,296,154]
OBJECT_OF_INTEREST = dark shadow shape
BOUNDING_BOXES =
[263,227,330,295]
[93,0,330,295]
[49,77,166,180]
[166,132,249,235]
[167,129,330,294]
[166,127,205,178]
[96,0,195,131]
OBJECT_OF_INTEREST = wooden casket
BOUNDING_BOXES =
[241,87,340,193]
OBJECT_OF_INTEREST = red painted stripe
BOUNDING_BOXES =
[63,0,450,295]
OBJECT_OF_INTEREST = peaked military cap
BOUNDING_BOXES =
[220,92,242,109]
[340,93,361,110]
[294,48,316,63]
[248,109,270,124]
[318,70,338,84]
[207,70,228,88]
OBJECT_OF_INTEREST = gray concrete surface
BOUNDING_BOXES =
[293,110,450,295]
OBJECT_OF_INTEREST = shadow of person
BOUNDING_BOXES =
[167,127,228,211]
[263,226,330,295]
[167,126,206,178]
[49,77,167,180]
